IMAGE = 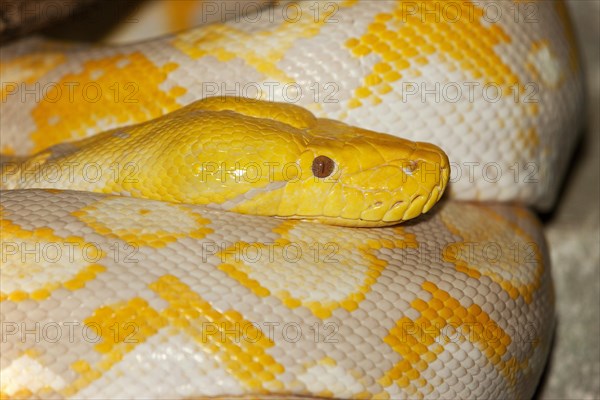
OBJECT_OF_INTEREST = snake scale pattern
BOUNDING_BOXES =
[0,0,583,398]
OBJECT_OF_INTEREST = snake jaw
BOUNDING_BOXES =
[329,141,450,226]
[270,152,449,227]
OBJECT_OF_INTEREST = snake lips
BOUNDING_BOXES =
[0,97,450,227]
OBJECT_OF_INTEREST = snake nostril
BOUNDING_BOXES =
[374,201,383,207]
[403,160,418,175]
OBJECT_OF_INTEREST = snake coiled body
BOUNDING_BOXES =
[0,1,583,398]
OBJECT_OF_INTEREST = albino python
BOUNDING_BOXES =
[0,1,583,399]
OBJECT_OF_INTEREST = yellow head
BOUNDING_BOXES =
[14,97,450,227]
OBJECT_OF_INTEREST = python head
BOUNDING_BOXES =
[10,97,449,227]
[160,97,450,227]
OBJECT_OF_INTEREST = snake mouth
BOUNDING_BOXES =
[275,147,450,228]
[341,143,450,225]
[382,178,446,223]
[395,154,450,220]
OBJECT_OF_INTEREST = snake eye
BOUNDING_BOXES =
[312,155,335,178]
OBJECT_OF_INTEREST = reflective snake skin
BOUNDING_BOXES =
[0,1,583,398]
